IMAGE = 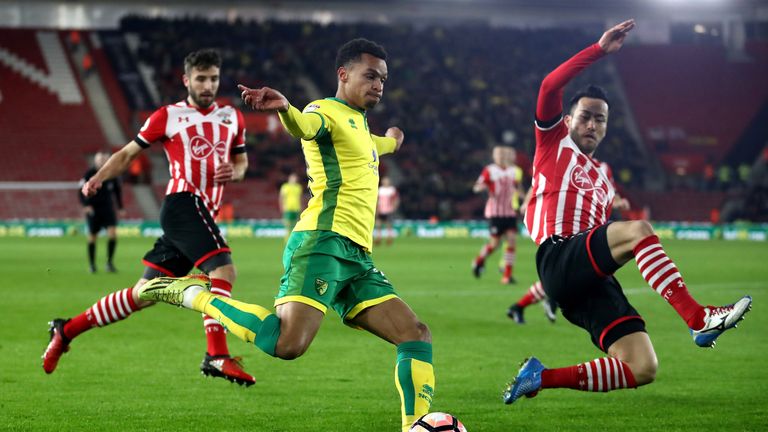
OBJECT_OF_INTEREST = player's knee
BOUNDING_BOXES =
[629,354,658,386]
[629,220,655,242]
[208,264,237,285]
[414,321,431,343]
[275,339,310,360]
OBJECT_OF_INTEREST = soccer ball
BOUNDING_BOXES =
[409,412,467,432]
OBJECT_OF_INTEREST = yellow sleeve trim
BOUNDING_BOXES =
[274,295,328,314]
[278,105,327,140]
[372,134,397,156]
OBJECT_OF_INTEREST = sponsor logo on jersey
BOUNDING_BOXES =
[190,135,227,161]
[569,165,607,205]
[304,104,321,113]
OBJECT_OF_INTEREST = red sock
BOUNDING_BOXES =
[475,242,496,265]
[517,292,537,308]
[204,278,231,356]
[63,288,138,340]
[542,358,637,391]
[503,246,515,278]
[634,235,705,329]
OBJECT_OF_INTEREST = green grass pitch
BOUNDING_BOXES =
[1,236,766,431]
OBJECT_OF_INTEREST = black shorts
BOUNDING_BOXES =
[536,223,646,352]
[489,216,517,237]
[141,193,232,278]
[86,207,117,234]
[377,212,393,223]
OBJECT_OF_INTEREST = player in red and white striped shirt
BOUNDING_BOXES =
[375,176,400,245]
[507,159,630,324]
[42,49,255,385]
[472,146,525,284]
[505,20,752,404]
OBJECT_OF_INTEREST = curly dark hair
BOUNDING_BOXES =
[335,38,387,69]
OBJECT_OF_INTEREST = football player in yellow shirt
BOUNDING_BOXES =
[278,172,303,241]
[139,38,434,432]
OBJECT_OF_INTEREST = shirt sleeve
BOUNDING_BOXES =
[135,106,169,148]
[477,167,495,194]
[371,134,397,156]
[231,109,247,155]
[278,104,329,141]
[536,43,605,129]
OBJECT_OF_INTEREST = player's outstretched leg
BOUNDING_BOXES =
[503,355,641,404]
[42,287,141,374]
[625,225,753,347]
[138,275,282,357]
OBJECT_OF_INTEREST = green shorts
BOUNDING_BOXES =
[283,211,299,225]
[276,230,398,321]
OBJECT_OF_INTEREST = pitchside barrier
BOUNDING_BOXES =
[0,220,766,242]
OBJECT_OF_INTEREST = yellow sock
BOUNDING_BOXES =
[193,292,281,356]
[395,341,434,432]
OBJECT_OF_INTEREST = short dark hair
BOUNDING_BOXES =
[184,49,222,74]
[335,38,387,69]
[568,85,610,114]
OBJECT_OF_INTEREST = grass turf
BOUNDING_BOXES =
[1,236,766,431]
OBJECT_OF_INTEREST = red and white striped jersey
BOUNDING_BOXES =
[477,164,523,218]
[596,159,617,189]
[524,43,615,245]
[136,101,246,215]
[377,185,399,215]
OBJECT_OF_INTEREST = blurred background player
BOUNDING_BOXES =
[472,145,525,284]
[42,49,255,386]
[279,172,303,242]
[140,38,435,432]
[375,176,400,245]
[79,151,124,273]
[504,20,752,404]
[507,159,630,324]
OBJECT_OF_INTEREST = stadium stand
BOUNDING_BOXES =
[3,18,766,222]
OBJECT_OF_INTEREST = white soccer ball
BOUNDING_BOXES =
[409,412,467,432]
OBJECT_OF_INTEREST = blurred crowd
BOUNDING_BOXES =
[121,17,652,219]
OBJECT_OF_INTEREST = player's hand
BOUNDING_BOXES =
[83,206,94,216]
[598,19,635,54]
[614,197,630,211]
[82,178,102,197]
[118,209,127,218]
[472,182,487,193]
[385,127,404,152]
[237,84,289,113]
[214,162,236,183]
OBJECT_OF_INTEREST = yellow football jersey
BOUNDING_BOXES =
[278,98,397,251]
[279,182,303,212]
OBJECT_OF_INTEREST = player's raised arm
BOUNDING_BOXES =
[536,19,635,126]
[372,126,404,156]
[81,141,143,197]
[238,84,325,140]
